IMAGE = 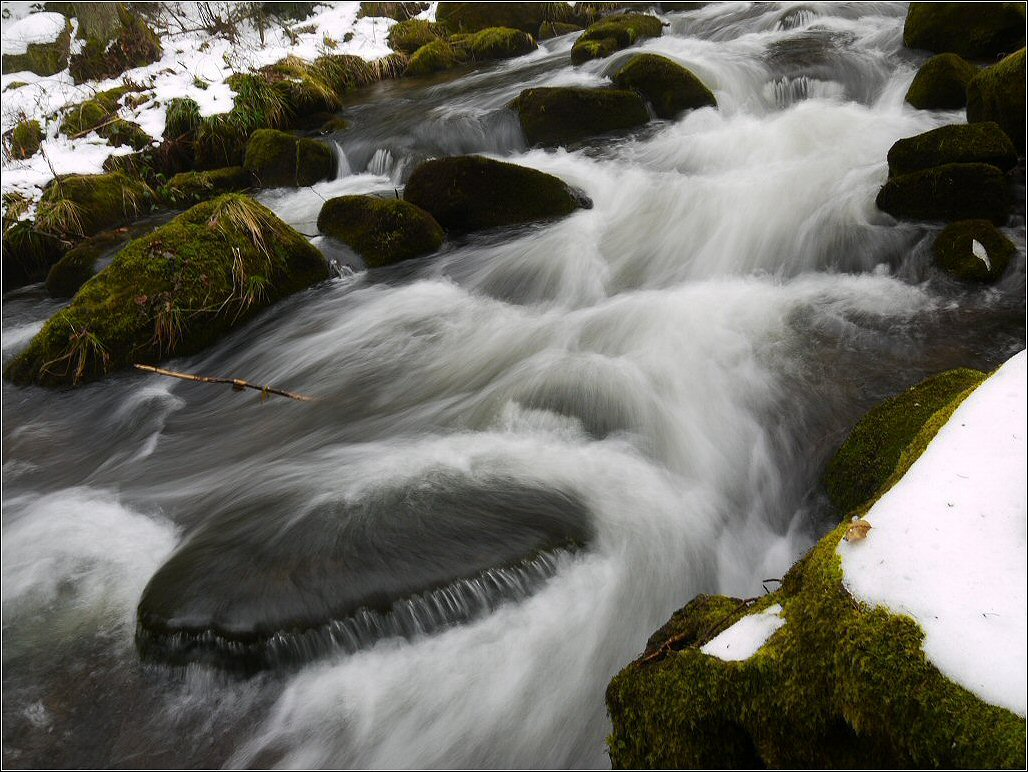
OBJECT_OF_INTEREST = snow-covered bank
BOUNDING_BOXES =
[840,349,1027,716]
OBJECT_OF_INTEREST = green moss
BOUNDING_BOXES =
[4,195,329,387]
[1,220,67,289]
[317,195,444,267]
[44,228,128,298]
[37,172,154,239]
[405,39,463,76]
[824,368,986,515]
[358,2,430,21]
[608,373,1023,769]
[403,154,589,232]
[611,53,716,119]
[966,48,1026,146]
[162,167,254,208]
[387,19,446,54]
[875,163,1011,224]
[59,87,133,138]
[886,122,1016,178]
[102,118,151,150]
[538,21,582,40]
[319,116,351,133]
[436,2,552,35]
[68,4,162,83]
[454,27,537,61]
[8,119,43,159]
[1,17,71,76]
[903,2,1025,60]
[932,219,1017,283]
[242,128,333,187]
[509,86,649,147]
[570,14,663,65]
[905,53,979,109]
[194,73,291,169]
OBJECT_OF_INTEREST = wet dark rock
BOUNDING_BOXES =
[904,53,978,109]
[570,13,663,65]
[243,128,334,187]
[509,86,649,147]
[932,219,1017,283]
[1,221,67,290]
[317,195,444,267]
[886,123,1016,178]
[44,228,129,298]
[903,2,1025,60]
[876,163,1011,224]
[966,48,1026,146]
[611,53,716,119]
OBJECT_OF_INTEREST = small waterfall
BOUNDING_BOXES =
[763,75,845,107]
[332,141,351,178]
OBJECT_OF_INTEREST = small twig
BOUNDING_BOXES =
[134,364,315,402]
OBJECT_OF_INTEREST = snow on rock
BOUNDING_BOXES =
[839,349,1027,717]
[700,603,786,662]
[1,10,65,55]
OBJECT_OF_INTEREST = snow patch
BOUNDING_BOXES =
[971,238,991,271]
[839,350,1027,717]
[700,603,786,661]
[1,10,65,55]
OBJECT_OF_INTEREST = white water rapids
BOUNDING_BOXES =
[2,3,1024,768]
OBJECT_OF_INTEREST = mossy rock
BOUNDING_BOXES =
[903,2,1025,60]
[403,155,590,233]
[317,195,444,267]
[4,195,329,387]
[0,15,71,76]
[405,39,464,76]
[1,221,67,290]
[387,18,446,54]
[436,2,552,35]
[358,2,429,21]
[44,228,128,298]
[68,4,162,83]
[454,26,537,61]
[904,53,978,109]
[260,1,318,22]
[538,21,582,40]
[319,116,351,134]
[7,119,44,159]
[932,219,1017,283]
[886,122,1016,178]
[966,48,1026,146]
[163,96,201,140]
[162,167,255,209]
[509,86,649,147]
[611,53,716,119]
[875,163,1011,224]
[37,172,154,239]
[570,14,663,65]
[243,129,334,188]
[59,86,133,138]
[824,368,986,515]
[102,119,151,150]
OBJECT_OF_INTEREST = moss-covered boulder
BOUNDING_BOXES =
[509,86,649,147]
[44,228,128,298]
[607,370,1024,769]
[36,172,154,239]
[403,155,589,233]
[903,2,1025,60]
[453,27,537,61]
[538,21,581,40]
[358,2,429,21]
[932,219,1017,283]
[4,195,329,387]
[1,221,66,289]
[7,119,44,159]
[161,167,254,209]
[823,368,986,515]
[875,163,1011,224]
[966,48,1026,146]
[405,39,463,76]
[611,53,716,119]
[387,18,446,53]
[570,14,663,65]
[904,53,978,109]
[243,129,334,188]
[436,2,551,35]
[886,122,1016,178]
[68,4,162,83]
[317,195,443,267]
[1,13,71,75]
[59,87,131,137]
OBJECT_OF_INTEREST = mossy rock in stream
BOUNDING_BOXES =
[7,119,44,159]
[317,195,443,267]
[875,163,1011,224]
[966,48,1026,146]
[932,219,1017,283]
[243,129,334,188]
[4,195,329,387]
[403,155,590,233]
[44,228,129,298]
[161,166,255,209]
[452,26,537,61]
[508,86,649,147]
[36,172,155,239]
[538,21,582,40]
[68,4,162,83]
[1,220,67,290]
[886,123,1016,178]
[0,14,71,75]
[611,53,716,119]
[904,53,978,110]
[903,2,1025,60]
[387,18,446,54]
[404,39,464,76]
[823,367,986,515]
[436,2,552,35]
[570,13,663,65]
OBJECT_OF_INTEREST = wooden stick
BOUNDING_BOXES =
[133,364,315,402]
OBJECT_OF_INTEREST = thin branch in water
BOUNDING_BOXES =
[134,364,316,402]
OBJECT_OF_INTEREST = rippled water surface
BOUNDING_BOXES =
[3,3,1025,768]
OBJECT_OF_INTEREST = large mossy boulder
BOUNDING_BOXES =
[44,228,128,298]
[966,48,1026,146]
[875,163,1011,224]
[387,19,446,54]
[405,39,463,76]
[452,27,537,61]
[903,2,1025,60]
[824,368,986,515]
[317,195,443,267]
[162,167,254,209]
[932,219,1017,283]
[67,4,162,83]
[607,369,1024,769]
[403,155,590,233]
[570,13,663,65]
[0,12,71,75]
[886,122,1016,178]
[508,86,649,147]
[36,172,154,239]
[611,53,716,119]
[436,2,551,35]
[243,129,334,188]
[1,221,66,290]
[4,195,329,387]
[904,53,978,109]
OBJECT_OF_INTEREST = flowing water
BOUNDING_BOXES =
[2,3,1025,768]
